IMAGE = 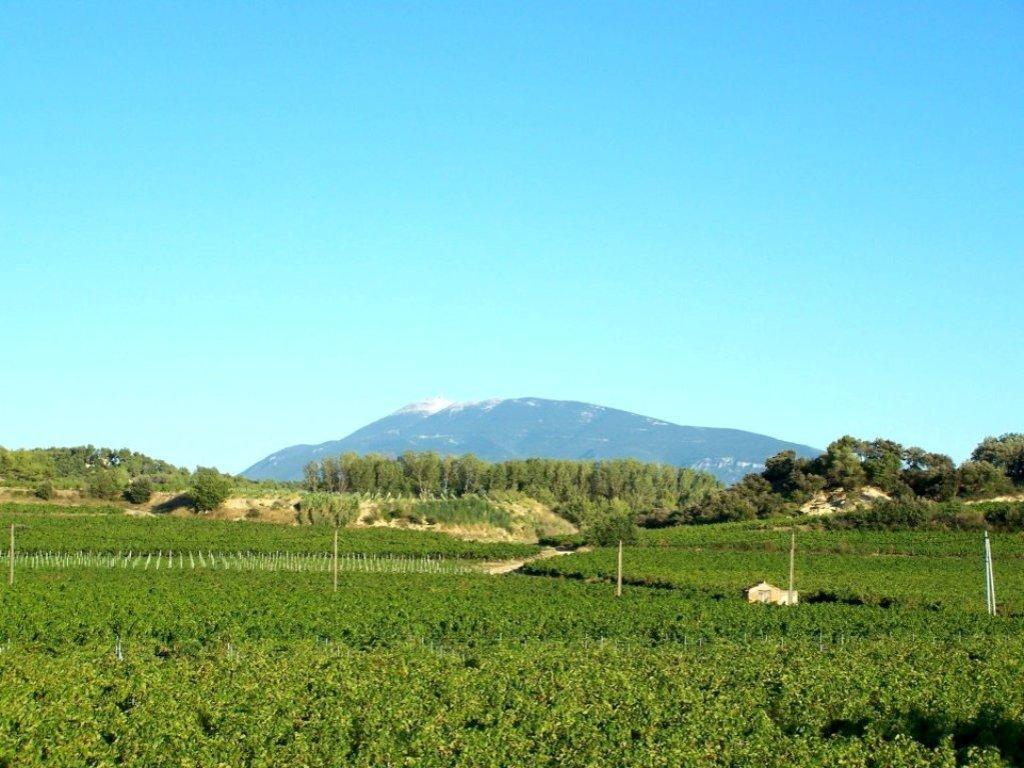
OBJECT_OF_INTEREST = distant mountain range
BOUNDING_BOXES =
[242,397,820,484]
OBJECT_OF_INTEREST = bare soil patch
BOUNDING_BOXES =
[480,546,577,575]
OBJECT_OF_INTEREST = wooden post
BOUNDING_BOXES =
[8,524,14,587]
[616,539,623,598]
[788,530,796,605]
[333,525,339,593]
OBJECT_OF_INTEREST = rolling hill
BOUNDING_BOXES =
[242,397,820,484]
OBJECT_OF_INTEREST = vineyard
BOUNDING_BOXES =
[0,504,538,560]
[0,507,1021,766]
[638,519,1024,558]
[1,550,470,575]
[524,540,1024,614]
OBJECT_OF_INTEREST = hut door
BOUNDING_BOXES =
[757,588,771,603]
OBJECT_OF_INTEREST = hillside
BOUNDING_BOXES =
[243,397,820,484]
[0,445,190,488]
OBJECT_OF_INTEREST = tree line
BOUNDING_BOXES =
[0,446,191,489]
[0,445,247,512]
[687,433,1024,524]
[302,452,720,520]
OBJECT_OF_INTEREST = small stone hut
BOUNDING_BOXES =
[745,581,798,606]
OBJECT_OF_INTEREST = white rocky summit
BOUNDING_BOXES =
[394,396,455,416]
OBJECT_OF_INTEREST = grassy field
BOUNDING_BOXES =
[0,507,1021,766]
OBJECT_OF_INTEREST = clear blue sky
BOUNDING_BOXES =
[2,2,1021,473]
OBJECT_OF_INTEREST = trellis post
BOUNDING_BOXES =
[616,539,623,598]
[788,529,796,605]
[984,531,997,616]
[333,525,339,593]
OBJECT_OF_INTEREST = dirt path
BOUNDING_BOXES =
[481,546,581,575]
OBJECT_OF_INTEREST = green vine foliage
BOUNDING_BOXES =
[0,510,1021,766]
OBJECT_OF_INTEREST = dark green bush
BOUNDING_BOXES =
[823,499,1024,532]
[124,477,153,504]
[977,501,1024,530]
[537,533,585,549]
[87,469,127,501]
[582,500,638,546]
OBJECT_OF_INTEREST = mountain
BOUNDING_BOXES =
[242,397,820,484]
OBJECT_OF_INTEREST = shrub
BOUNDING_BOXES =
[34,481,54,500]
[124,477,153,504]
[415,497,511,530]
[553,497,596,526]
[636,507,684,528]
[298,493,359,526]
[979,501,1024,530]
[583,500,639,546]
[824,499,932,530]
[823,499,1024,532]
[190,468,233,512]
[379,500,419,525]
[87,469,127,501]
[537,533,586,549]
[374,497,511,530]
[958,461,1015,499]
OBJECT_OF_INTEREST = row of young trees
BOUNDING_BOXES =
[302,452,720,518]
[689,433,1024,524]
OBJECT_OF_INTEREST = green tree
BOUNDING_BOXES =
[190,467,232,512]
[401,452,442,498]
[857,439,906,494]
[319,457,342,492]
[457,454,486,495]
[957,460,1014,499]
[302,461,319,491]
[819,436,868,492]
[972,434,1024,486]
[901,449,958,501]
[763,450,821,500]
[299,451,723,522]
[685,474,786,524]
[340,453,375,493]
[373,456,408,496]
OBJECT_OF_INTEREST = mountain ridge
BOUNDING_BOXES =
[242,397,820,484]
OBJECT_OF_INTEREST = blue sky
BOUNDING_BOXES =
[1,2,1021,472]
